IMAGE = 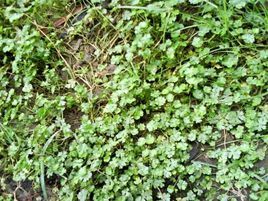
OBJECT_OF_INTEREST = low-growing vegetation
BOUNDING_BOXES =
[0,0,267,200]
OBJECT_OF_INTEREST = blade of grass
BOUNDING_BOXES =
[204,0,218,8]
[40,131,60,201]
[118,5,170,12]
[222,0,229,33]
[40,160,48,201]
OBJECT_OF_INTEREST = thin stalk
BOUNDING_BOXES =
[40,131,60,201]
[222,0,229,32]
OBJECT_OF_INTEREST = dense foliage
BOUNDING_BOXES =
[0,0,268,200]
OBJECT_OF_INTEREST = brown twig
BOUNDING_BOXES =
[223,129,227,149]
[26,14,76,80]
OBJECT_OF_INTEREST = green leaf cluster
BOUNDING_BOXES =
[0,0,268,200]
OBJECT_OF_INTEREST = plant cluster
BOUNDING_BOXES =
[0,0,268,200]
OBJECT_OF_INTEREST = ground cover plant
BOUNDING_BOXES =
[0,0,268,200]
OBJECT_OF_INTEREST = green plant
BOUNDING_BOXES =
[0,0,267,200]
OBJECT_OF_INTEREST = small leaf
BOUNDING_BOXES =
[189,0,202,4]
[146,135,155,144]
[155,96,166,106]
[167,47,175,59]
[222,54,238,68]
[78,189,88,201]
[192,37,203,48]
[242,34,255,44]
[193,89,203,100]
[137,137,146,146]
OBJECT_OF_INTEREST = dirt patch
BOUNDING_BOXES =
[63,107,83,131]
[0,177,59,201]
[0,178,38,201]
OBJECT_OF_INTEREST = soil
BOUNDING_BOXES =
[0,177,58,201]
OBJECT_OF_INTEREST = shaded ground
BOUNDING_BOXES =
[0,177,59,201]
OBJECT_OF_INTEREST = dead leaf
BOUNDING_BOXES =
[72,5,84,16]
[53,17,67,28]
[72,38,83,51]
[53,4,85,28]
